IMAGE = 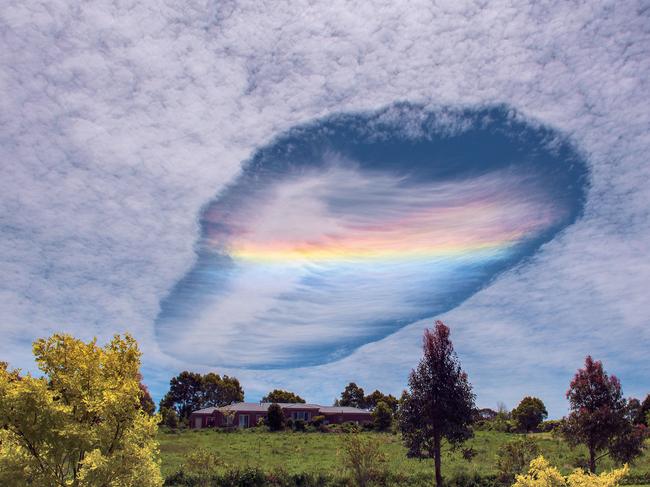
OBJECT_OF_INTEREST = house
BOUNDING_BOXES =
[189,402,372,429]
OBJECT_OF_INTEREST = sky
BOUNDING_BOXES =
[1,0,649,418]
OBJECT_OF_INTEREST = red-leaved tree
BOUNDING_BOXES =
[399,321,475,487]
[563,356,647,472]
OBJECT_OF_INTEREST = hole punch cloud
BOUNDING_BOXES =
[155,104,588,369]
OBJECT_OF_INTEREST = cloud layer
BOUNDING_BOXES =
[156,105,587,369]
[1,0,648,416]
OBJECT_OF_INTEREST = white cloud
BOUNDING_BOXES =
[1,0,648,416]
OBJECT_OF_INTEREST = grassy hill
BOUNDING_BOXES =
[158,428,650,486]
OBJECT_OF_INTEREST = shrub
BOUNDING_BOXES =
[293,419,306,431]
[496,436,540,484]
[341,434,387,487]
[341,421,361,433]
[310,415,326,427]
[513,455,629,487]
[161,406,180,430]
[267,403,285,431]
[538,420,563,433]
[372,400,393,431]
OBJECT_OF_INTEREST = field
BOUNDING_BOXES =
[158,428,650,485]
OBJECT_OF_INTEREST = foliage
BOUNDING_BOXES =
[341,434,387,487]
[512,397,548,433]
[364,390,399,412]
[336,382,367,408]
[562,356,646,472]
[161,406,180,429]
[0,333,162,487]
[157,428,650,484]
[267,403,285,431]
[160,372,244,421]
[262,389,306,403]
[496,436,540,484]
[293,419,306,432]
[513,455,629,487]
[180,447,223,476]
[309,415,326,427]
[538,420,563,434]
[140,375,157,415]
[398,321,475,486]
[372,401,393,431]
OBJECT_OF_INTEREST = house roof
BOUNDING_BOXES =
[192,407,218,414]
[190,402,370,415]
[318,406,372,414]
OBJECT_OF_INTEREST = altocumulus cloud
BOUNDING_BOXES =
[1,0,649,416]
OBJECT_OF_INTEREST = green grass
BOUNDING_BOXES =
[158,428,650,484]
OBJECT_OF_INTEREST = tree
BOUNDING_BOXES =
[160,371,244,420]
[372,401,393,431]
[398,321,475,487]
[337,382,366,408]
[262,389,306,403]
[202,373,244,408]
[364,390,398,412]
[159,371,204,420]
[562,356,647,473]
[160,406,179,429]
[138,375,156,415]
[512,397,548,432]
[0,333,162,487]
[266,403,285,431]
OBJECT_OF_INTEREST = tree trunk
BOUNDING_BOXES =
[589,445,596,473]
[434,432,443,487]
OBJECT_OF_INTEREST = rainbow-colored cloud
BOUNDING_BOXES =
[155,105,587,369]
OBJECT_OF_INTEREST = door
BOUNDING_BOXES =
[194,417,202,429]
[238,414,249,428]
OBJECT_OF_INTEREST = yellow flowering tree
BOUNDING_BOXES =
[513,456,629,487]
[0,334,163,487]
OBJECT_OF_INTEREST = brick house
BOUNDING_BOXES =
[189,402,372,429]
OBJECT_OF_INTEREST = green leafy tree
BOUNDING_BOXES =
[0,334,162,487]
[159,371,204,420]
[372,401,393,431]
[562,356,647,472]
[337,382,367,408]
[202,373,244,407]
[364,390,398,412]
[267,403,285,431]
[160,406,179,429]
[262,389,306,403]
[160,371,244,420]
[512,397,548,432]
[399,321,475,487]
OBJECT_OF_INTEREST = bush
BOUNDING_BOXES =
[538,419,563,433]
[161,407,180,429]
[341,434,387,487]
[293,419,306,432]
[267,403,285,432]
[512,455,629,487]
[372,401,393,431]
[496,436,540,484]
[310,415,326,427]
[340,421,361,434]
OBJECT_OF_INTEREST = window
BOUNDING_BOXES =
[238,414,250,428]
[291,411,310,421]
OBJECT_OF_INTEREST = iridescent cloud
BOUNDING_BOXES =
[155,105,588,369]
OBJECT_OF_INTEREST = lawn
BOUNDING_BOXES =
[158,428,650,485]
